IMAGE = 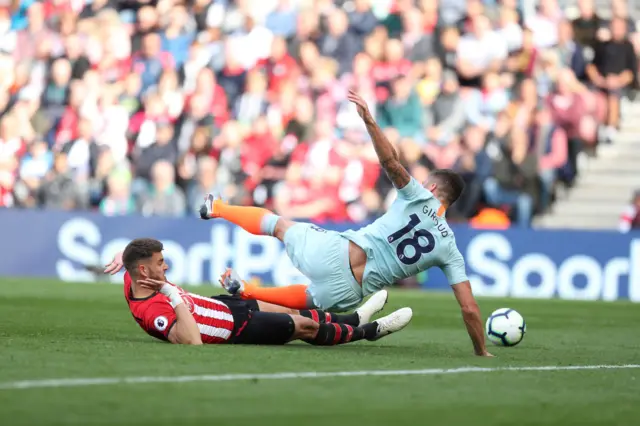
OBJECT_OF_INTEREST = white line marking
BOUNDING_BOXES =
[1,364,638,391]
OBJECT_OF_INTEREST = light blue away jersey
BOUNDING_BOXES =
[341,178,468,296]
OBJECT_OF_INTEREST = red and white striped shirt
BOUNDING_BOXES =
[123,272,234,344]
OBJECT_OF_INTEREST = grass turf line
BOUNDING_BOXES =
[2,364,640,390]
[1,278,639,426]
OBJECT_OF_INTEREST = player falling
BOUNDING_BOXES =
[106,238,412,346]
[201,90,492,357]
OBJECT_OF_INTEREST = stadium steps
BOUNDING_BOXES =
[534,99,640,231]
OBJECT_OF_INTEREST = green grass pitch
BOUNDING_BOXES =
[1,278,639,426]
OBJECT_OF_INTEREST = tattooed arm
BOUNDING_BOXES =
[347,90,411,189]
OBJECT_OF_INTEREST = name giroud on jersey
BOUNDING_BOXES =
[423,205,449,238]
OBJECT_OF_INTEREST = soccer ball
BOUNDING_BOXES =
[485,308,526,347]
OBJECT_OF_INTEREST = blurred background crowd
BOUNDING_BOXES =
[1,0,639,230]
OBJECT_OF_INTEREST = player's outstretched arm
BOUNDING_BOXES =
[138,278,203,345]
[104,251,124,275]
[347,90,411,189]
[452,281,493,357]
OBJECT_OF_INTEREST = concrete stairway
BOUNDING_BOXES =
[534,99,640,230]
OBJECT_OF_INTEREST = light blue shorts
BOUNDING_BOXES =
[283,223,363,312]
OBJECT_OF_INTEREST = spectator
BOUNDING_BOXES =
[214,121,247,205]
[381,0,413,39]
[0,0,623,229]
[157,70,185,121]
[456,0,485,35]
[548,68,600,184]
[217,45,247,108]
[587,17,637,142]
[507,28,538,82]
[136,120,177,181]
[436,26,460,72]
[12,91,39,143]
[619,190,640,233]
[160,4,195,69]
[243,116,278,186]
[571,0,605,55]
[498,6,524,55]
[456,15,507,87]
[100,170,136,216]
[180,43,209,94]
[483,112,534,228]
[228,14,273,71]
[319,9,357,77]
[266,0,297,38]
[556,20,587,81]
[451,126,492,219]
[60,33,90,80]
[41,58,71,122]
[348,0,377,51]
[425,69,465,146]
[262,36,299,96]
[19,139,52,184]
[535,49,560,99]
[402,8,435,62]
[372,38,411,102]
[176,93,215,154]
[14,2,56,64]
[532,107,568,211]
[526,0,562,49]
[608,0,640,53]
[416,57,442,107]
[192,68,228,126]
[252,135,294,209]
[138,160,186,217]
[378,76,423,139]
[284,95,314,143]
[288,9,321,61]
[96,86,130,163]
[38,152,87,210]
[120,72,142,116]
[187,156,221,216]
[465,72,509,133]
[78,0,117,20]
[61,116,100,182]
[132,33,173,93]
[131,6,159,54]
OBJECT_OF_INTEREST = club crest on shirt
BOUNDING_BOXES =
[182,294,195,313]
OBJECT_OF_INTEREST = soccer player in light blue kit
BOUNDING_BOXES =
[200,91,492,356]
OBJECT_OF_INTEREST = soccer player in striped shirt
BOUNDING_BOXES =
[105,238,412,346]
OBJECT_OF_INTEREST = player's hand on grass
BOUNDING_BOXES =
[347,90,371,119]
[137,278,168,292]
[104,251,124,275]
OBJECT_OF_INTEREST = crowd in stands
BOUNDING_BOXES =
[0,0,638,228]
[620,188,640,232]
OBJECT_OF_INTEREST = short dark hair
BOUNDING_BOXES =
[122,238,164,274]
[429,169,465,206]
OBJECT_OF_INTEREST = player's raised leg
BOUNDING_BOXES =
[199,194,293,241]
[219,268,313,310]
[221,269,388,323]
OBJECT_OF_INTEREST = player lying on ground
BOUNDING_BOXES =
[105,238,411,345]
[199,90,492,356]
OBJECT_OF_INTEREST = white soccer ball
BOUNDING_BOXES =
[485,308,526,347]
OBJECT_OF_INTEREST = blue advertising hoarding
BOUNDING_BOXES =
[0,209,638,302]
